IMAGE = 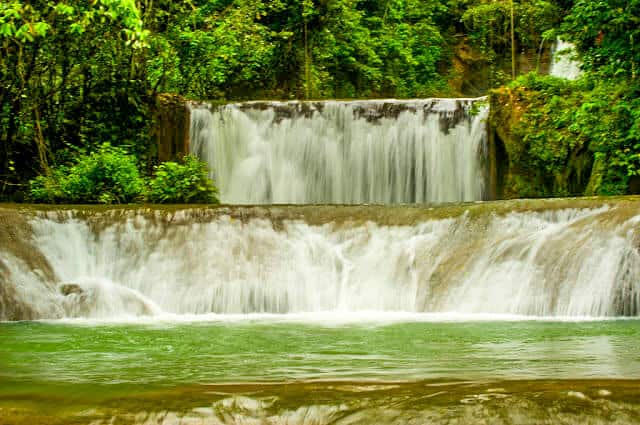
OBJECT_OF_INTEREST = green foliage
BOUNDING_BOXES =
[499,73,640,196]
[561,0,640,79]
[29,147,219,205]
[1,0,153,201]
[6,0,640,202]
[146,0,454,100]
[146,156,219,204]
[488,0,640,198]
[461,0,561,86]
[29,144,144,204]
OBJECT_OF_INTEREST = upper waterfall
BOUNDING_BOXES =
[189,98,489,204]
[550,39,582,80]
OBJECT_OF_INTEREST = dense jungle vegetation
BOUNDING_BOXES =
[0,0,638,202]
[491,0,640,197]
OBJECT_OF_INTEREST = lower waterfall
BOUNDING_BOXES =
[1,202,639,320]
[189,99,489,204]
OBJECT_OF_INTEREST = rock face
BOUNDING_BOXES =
[449,38,553,97]
[0,268,37,321]
[488,88,594,199]
[0,208,60,321]
[152,93,190,162]
[60,283,83,296]
[488,88,525,199]
[58,279,159,319]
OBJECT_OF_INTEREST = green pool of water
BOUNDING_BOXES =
[1,318,639,424]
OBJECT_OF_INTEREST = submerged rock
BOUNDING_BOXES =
[60,279,161,319]
[60,283,83,296]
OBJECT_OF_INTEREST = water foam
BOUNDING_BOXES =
[2,205,637,320]
[550,39,582,80]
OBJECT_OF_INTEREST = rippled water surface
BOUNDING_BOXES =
[2,318,640,384]
[1,318,639,424]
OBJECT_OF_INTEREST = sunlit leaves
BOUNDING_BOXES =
[54,4,75,16]
[0,2,49,42]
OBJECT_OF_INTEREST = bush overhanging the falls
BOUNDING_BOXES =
[29,144,219,204]
[147,156,219,204]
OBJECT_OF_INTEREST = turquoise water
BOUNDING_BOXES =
[2,319,639,384]
[1,318,640,424]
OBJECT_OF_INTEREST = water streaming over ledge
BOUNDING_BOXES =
[2,201,639,320]
[189,98,489,204]
[550,39,582,80]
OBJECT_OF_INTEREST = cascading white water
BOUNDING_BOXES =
[189,99,489,204]
[550,39,582,80]
[2,205,638,319]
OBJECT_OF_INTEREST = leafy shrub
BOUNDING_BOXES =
[30,168,70,203]
[146,155,219,204]
[29,143,144,204]
[494,73,640,196]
